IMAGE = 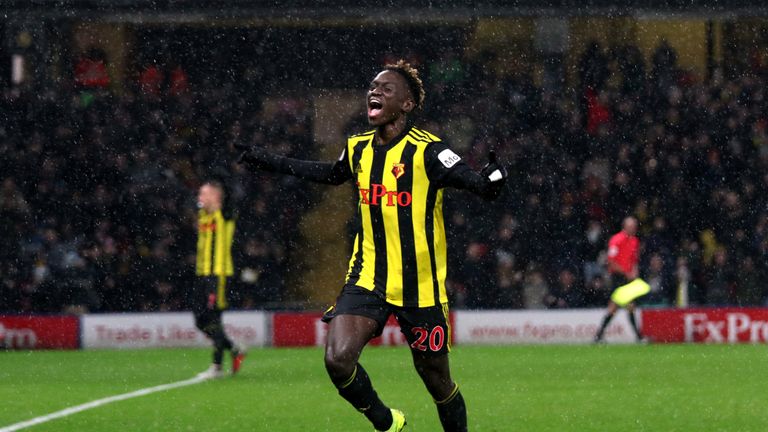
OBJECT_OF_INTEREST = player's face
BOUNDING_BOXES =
[197,184,221,212]
[366,70,414,126]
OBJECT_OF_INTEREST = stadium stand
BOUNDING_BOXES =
[1,21,767,314]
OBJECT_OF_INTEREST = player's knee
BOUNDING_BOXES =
[194,320,208,333]
[324,346,356,378]
[413,355,451,384]
[194,312,212,331]
[417,369,455,399]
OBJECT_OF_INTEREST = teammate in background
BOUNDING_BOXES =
[594,216,648,343]
[237,60,507,432]
[194,181,246,379]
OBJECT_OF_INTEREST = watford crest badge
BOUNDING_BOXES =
[391,163,406,179]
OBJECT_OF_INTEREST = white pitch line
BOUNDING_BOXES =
[0,375,208,432]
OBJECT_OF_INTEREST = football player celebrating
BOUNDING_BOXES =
[237,60,506,432]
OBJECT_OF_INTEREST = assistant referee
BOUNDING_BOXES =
[594,216,647,343]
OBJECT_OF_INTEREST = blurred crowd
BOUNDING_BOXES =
[429,41,768,309]
[1,38,767,314]
[0,74,313,313]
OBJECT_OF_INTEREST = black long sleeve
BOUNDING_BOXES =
[424,142,504,201]
[242,149,352,185]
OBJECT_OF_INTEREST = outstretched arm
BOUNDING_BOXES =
[236,144,351,185]
[426,143,508,201]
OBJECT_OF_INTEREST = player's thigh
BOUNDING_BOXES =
[395,303,451,356]
[323,285,389,361]
[194,308,221,331]
[326,314,380,360]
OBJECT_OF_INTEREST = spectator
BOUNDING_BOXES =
[74,48,110,89]
[495,252,524,309]
[138,62,163,96]
[522,270,548,309]
[642,253,675,306]
[705,248,737,305]
[544,268,584,309]
[579,41,609,93]
[463,242,496,309]
[735,257,765,306]
[583,219,606,284]
[583,274,610,307]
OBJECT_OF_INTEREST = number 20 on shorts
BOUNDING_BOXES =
[410,326,445,352]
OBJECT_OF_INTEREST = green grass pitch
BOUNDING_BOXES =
[1,344,766,431]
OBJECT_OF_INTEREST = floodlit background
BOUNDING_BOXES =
[1,1,768,430]
[1,1,768,313]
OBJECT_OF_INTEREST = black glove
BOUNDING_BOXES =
[234,143,282,171]
[479,150,508,200]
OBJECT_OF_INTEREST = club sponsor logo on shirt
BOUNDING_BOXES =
[357,182,412,207]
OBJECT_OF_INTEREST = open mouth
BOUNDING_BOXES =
[368,99,383,117]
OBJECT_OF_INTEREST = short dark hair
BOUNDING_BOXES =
[384,59,426,113]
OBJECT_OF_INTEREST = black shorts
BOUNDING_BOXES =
[322,285,451,356]
[194,307,222,331]
[192,276,230,313]
[608,273,629,291]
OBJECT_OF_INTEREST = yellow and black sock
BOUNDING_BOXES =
[207,323,233,365]
[336,364,392,430]
[435,384,467,432]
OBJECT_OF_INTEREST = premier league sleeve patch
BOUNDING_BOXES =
[437,149,461,169]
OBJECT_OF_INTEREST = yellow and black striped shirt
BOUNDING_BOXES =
[196,209,235,277]
[241,124,486,308]
[344,126,468,308]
